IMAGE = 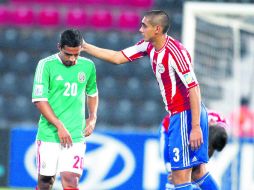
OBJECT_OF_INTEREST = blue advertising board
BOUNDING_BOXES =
[8,127,254,190]
[9,128,167,189]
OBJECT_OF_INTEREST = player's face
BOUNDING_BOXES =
[59,45,81,66]
[139,17,157,42]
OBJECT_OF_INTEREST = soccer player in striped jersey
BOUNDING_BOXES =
[32,29,99,190]
[83,10,219,190]
[160,111,228,189]
[82,10,219,190]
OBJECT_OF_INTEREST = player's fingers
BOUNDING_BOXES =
[61,138,66,147]
[85,127,89,137]
[190,142,196,150]
[66,136,73,147]
[85,129,91,137]
[191,140,199,150]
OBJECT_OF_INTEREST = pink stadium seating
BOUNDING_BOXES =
[105,0,126,7]
[10,0,32,4]
[37,7,60,27]
[129,0,154,9]
[118,11,140,32]
[79,0,105,5]
[0,6,9,26]
[35,0,53,4]
[66,8,88,28]
[11,7,35,27]
[57,0,78,5]
[90,10,113,30]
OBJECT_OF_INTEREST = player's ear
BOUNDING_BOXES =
[57,43,62,51]
[155,25,162,34]
[155,25,160,33]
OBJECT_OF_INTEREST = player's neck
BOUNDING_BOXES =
[152,34,167,51]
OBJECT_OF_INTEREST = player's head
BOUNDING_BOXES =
[208,124,228,157]
[140,10,170,41]
[58,29,83,66]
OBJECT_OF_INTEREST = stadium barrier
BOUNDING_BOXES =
[6,127,254,190]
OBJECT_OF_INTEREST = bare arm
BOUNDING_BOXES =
[85,95,99,137]
[82,42,129,65]
[34,101,72,146]
[188,86,203,150]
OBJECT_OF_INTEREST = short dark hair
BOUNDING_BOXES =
[59,29,83,49]
[144,10,170,34]
[209,125,228,154]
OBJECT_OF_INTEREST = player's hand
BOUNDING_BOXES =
[189,127,203,150]
[85,116,96,137]
[81,39,87,52]
[57,124,73,148]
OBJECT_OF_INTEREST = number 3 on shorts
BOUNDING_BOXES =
[173,147,180,162]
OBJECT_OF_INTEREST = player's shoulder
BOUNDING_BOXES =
[78,56,95,66]
[38,54,58,65]
[167,35,186,50]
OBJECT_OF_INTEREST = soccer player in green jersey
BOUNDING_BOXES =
[32,29,99,190]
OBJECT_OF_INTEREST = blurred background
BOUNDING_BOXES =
[0,0,254,189]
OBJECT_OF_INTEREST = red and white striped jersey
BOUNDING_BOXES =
[122,35,198,114]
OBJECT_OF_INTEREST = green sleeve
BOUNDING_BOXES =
[32,60,50,99]
[86,63,97,96]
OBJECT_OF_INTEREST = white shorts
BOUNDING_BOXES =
[36,140,86,176]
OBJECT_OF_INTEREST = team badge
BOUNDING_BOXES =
[78,72,86,83]
[157,63,165,73]
[184,73,194,84]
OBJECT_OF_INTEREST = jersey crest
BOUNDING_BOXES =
[78,72,86,83]
[158,63,165,73]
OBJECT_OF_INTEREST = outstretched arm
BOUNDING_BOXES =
[82,42,129,65]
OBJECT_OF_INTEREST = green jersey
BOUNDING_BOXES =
[32,54,97,143]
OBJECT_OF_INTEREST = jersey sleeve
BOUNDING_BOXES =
[170,48,198,89]
[86,63,98,97]
[121,40,149,61]
[32,60,50,102]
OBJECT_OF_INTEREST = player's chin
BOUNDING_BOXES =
[143,37,151,42]
[63,61,74,67]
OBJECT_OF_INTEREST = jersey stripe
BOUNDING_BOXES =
[35,55,57,83]
[168,58,176,99]
[159,49,172,111]
[36,61,45,84]
[181,111,189,167]
[168,38,189,73]
[167,43,188,73]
